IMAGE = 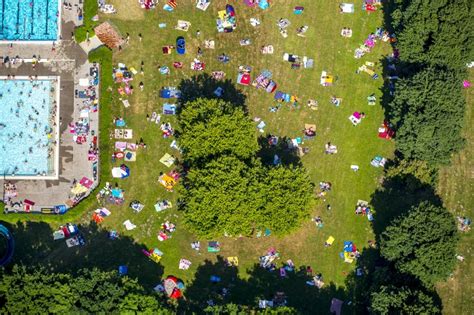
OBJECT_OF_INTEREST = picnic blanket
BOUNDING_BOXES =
[159,153,175,167]
[179,259,192,270]
[123,220,136,230]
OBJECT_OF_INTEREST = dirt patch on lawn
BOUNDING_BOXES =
[108,0,145,21]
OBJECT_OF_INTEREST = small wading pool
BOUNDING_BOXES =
[0,77,59,178]
[0,0,59,41]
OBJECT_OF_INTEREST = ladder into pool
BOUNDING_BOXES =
[16,1,20,35]
[0,0,4,35]
[30,0,34,35]
[44,0,49,35]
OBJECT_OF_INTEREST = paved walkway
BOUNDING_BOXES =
[79,36,104,55]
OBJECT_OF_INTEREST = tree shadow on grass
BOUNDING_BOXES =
[345,247,442,313]
[181,257,348,313]
[179,256,248,312]
[177,73,247,110]
[257,135,303,167]
[2,221,164,288]
[370,174,442,239]
[244,264,347,314]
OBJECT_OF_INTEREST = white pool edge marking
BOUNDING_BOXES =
[0,75,60,180]
[0,0,62,43]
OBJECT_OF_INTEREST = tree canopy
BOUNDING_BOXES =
[260,166,314,234]
[178,98,313,238]
[0,266,169,314]
[178,98,258,162]
[181,156,264,237]
[391,0,474,70]
[379,202,458,286]
[388,67,465,165]
[371,285,441,314]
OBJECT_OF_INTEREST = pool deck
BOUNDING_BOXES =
[0,13,102,213]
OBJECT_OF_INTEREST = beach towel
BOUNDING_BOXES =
[179,259,192,270]
[326,236,335,245]
[159,153,175,167]
[123,220,136,230]
[115,141,127,151]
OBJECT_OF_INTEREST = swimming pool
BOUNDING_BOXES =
[0,77,58,177]
[0,0,59,41]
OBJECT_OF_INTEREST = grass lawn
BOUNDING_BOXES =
[93,0,392,283]
[3,0,397,304]
[436,70,474,314]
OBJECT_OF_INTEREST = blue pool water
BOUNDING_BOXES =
[0,79,55,176]
[0,0,59,40]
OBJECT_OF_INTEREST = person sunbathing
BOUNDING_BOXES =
[304,127,316,137]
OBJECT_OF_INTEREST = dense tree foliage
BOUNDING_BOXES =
[371,285,441,314]
[0,266,168,313]
[385,159,438,188]
[260,166,314,234]
[181,156,264,237]
[380,202,458,286]
[181,157,313,237]
[178,98,313,238]
[178,98,258,162]
[391,0,474,70]
[204,304,297,314]
[388,68,465,165]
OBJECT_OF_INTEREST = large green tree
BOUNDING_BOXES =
[371,285,441,314]
[181,157,314,238]
[181,156,264,237]
[391,0,474,70]
[178,98,258,162]
[0,266,169,314]
[379,202,458,286]
[388,67,465,165]
[179,98,314,238]
[0,266,75,313]
[260,166,314,235]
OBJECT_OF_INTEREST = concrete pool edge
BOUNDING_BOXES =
[0,75,60,180]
